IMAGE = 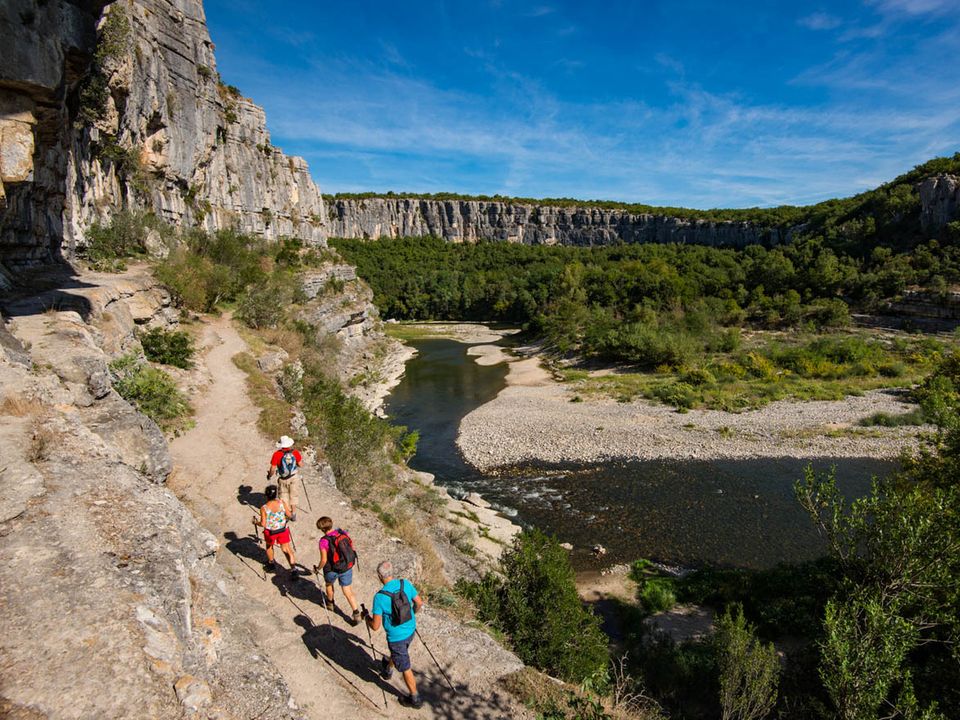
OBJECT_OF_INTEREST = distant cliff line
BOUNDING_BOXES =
[328,156,960,248]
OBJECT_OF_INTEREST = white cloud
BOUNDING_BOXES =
[868,0,958,16]
[798,12,843,30]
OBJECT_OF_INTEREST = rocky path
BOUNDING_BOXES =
[169,315,525,719]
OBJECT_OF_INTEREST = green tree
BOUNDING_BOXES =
[459,529,609,683]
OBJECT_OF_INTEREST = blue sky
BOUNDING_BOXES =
[203,0,960,209]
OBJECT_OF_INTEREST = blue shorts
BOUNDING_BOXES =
[387,633,414,672]
[323,567,353,586]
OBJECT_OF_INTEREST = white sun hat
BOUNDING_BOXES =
[277,435,295,449]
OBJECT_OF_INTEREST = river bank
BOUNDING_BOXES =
[453,339,928,471]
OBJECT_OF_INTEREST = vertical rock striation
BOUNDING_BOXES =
[919,174,960,232]
[327,197,792,247]
[1,0,328,270]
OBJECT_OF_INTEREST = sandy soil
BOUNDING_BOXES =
[169,315,528,720]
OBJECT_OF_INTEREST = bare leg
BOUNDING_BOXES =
[341,584,360,612]
[265,545,275,563]
[402,669,418,697]
[280,541,295,568]
[325,581,336,604]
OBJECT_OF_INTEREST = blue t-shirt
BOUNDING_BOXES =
[372,578,418,642]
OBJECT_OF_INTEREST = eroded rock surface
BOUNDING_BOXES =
[328,197,792,247]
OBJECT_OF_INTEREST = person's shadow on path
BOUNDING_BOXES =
[293,614,399,706]
[237,484,265,510]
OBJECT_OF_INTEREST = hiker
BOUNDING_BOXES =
[254,485,298,575]
[362,560,425,709]
[314,517,361,625]
[267,435,301,521]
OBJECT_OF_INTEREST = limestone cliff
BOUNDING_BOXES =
[327,197,790,247]
[920,174,960,232]
[0,0,327,269]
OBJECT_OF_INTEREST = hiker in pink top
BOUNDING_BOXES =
[315,516,361,625]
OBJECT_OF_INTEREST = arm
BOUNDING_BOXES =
[365,612,383,632]
[414,595,424,612]
[259,506,267,527]
[281,499,292,519]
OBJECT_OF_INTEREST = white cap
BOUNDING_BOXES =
[277,435,295,449]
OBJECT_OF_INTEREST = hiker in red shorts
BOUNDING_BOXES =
[255,485,298,575]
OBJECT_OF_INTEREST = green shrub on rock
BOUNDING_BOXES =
[458,529,608,683]
[139,327,194,368]
[109,354,191,429]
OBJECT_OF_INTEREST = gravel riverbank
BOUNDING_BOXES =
[456,346,929,470]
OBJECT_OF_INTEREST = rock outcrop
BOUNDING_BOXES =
[328,197,792,247]
[1,0,328,269]
[920,174,960,232]
[0,267,306,719]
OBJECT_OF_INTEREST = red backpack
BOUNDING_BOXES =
[326,529,357,573]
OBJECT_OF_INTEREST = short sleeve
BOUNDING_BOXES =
[406,581,419,602]
[318,537,329,553]
[372,591,390,618]
[270,450,282,466]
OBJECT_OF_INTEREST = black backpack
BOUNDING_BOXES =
[378,579,413,625]
[326,529,357,573]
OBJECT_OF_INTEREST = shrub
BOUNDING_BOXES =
[236,283,287,329]
[84,210,163,268]
[681,366,717,387]
[653,381,698,411]
[139,327,194,368]
[458,529,609,683]
[109,354,191,429]
[715,605,780,720]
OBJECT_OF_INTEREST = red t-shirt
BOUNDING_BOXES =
[270,449,302,469]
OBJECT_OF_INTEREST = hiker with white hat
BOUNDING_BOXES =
[267,435,301,521]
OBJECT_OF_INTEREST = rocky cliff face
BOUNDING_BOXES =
[1,0,327,270]
[920,174,960,232]
[328,197,792,247]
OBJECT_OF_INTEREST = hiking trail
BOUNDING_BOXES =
[169,314,526,719]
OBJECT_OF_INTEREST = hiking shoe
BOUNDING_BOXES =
[399,694,423,709]
[265,561,277,573]
[351,609,361,626]
[379,657,394,680]
[288,566,301,577]
[290,512,297,522]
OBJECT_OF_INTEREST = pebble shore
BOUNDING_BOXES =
[455,344,928,471]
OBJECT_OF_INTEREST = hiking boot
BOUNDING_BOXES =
[290,512,297,522]
[399,694,423,709]
[288,566,300,578]
[379,657,394,680]
[265,561,277,573]
[351,609,361,626]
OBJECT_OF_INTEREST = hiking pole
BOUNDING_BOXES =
[314,567,335,637]
[416,627,456,694]
[300,474,313,511]
[361,604,389,709]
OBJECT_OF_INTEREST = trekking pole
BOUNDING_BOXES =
[300,474,313,511]
[314,567,335,637]
[416,626,456,694]
[361,604,389,709]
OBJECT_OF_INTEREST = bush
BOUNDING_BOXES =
[629,560,677,615]
[458,529,609,683]
[139,327,194,368]
[681,366,717,387]
[84,210,167,268]
[653,381,698,412]
[715,605,780,720]
[109,354,191,428]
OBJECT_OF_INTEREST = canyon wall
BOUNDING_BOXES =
[0,0,327,270]
[327,197,790,247]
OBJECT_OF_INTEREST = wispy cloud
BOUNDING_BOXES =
[868,0,958,16]
[798,11,843,30]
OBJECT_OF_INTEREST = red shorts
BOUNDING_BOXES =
[263,526,291,547]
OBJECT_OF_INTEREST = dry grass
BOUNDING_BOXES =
[231,351,295,441]
[0,393,43,417]
[26,420,55,463]
[502,665,665,720]
[388,508,447,588]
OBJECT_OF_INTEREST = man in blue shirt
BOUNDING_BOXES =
[363,560,425,709]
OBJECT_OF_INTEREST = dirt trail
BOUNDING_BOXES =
[169,315,523,719]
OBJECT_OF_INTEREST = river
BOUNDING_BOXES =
[384,336,897,570]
